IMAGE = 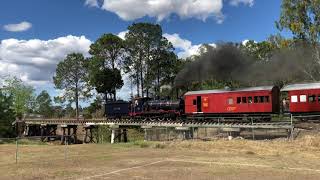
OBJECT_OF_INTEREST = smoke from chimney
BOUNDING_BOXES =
[174,43,319,88]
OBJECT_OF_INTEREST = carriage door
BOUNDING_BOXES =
[197,96,202,112]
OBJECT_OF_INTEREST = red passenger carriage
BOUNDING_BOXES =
[281,82,320,115]
[184,86,280,120]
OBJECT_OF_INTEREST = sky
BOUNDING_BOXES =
[0,0,285,106]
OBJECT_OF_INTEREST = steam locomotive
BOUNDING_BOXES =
[105,82,320,121]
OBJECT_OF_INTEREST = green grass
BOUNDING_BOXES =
[0,138,48,145]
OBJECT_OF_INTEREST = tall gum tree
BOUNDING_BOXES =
[89,33,126,100]
[53,53,91,119]
[2,77,35,118]
[0,90,15,137]
[125,23,176,97]
[277,0,320,81]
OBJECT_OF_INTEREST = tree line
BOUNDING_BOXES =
[53,23,183,119]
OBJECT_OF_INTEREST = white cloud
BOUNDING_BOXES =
[85,0,99,7]
[242,39,257,46]
[242,39,250,46]
[163,33,191,51]
[0,31,217,100]
[117,30,128,40]
[3,21,32,32]
[229,0,254,7]
[0,35,92,87]
[100,0,224,23]
[163,33,216,58]
[86,0,255,23]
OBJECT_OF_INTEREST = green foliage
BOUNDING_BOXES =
[64,103,76,118]
[2,77,35,118]
[51,105,65,118]
[89,33,126,69]
[93,126,111,143]
[133,141,150,148]
[276,0,320,81]
[83,96,104,118]
[0,90,15,138]
[87,57,123,100]
[124,22,178,97]
[241,40,276,61]
[277,0,320,44]
[53,53,91,118]
[88,34,125,100]
[36,90,53,118]
[267,34,294,49]
[150,39,180,97]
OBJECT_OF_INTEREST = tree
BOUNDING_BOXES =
[124,23,174,97]
[89,34,126,100]
[36,90,53,118]
[0,90,15,138]
[276,0,320,44]
[83,96,104,118]
[87,57,123,101]
[2,77,35,118]
[276,0,320,81]
[53,53,91,119]
[51,105,65,118]
[240,40,278,61]
[148,37,177,97]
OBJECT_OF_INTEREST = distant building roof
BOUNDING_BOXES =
[185,86,275,95]
[281,82,320,91]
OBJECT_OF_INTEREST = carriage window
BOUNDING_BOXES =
[237,97,241,104]
[254,96,258,103]
[308,95,316,102]
[291,95,298,103]
[318,95,320,102]
[300,95,307,102]
[193,99,197,105]
[265,96,270,103]
[242,97,247,103]
[227,98,234,105]
[248,97,253,103]
[259,96,265,103]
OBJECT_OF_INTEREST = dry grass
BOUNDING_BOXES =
[1,134,320,180]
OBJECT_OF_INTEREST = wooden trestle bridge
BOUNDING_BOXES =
[19,118,294,144]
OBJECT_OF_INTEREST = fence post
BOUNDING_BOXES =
[64,137,68,160]
[192,127,194,141]
[15,137,18,164]
[290,114,294,140]
[166,127,168,141]
[144,128,147,141]
[111,129,115,144]
[251,118,255,140]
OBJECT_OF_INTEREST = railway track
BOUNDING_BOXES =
[23,118,294,129]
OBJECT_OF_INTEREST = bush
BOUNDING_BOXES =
[133,141,150,148]
[154,143,166,149]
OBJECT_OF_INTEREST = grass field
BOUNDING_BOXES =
[1,135,320,180]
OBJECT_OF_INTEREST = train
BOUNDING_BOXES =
[105,82,320,121]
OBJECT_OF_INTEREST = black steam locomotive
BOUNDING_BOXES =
[105,97,184,118]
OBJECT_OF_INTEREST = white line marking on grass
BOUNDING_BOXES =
[78,160,166,180]
[71,158,320,180]
[168,159,320,173]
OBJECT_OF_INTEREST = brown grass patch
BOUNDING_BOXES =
[1,134,320,180]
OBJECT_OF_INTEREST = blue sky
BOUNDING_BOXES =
[0,0,286,105]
